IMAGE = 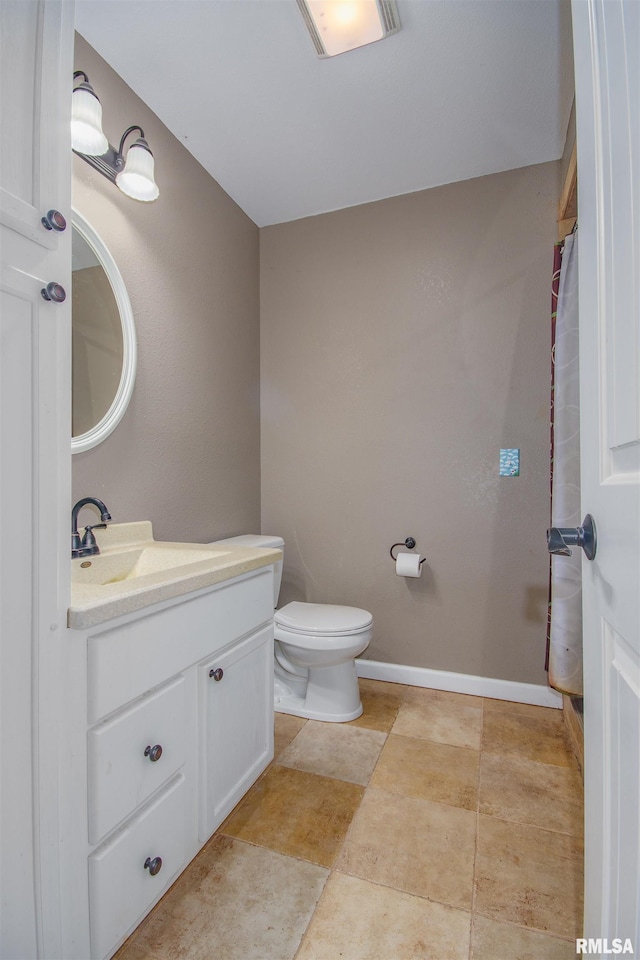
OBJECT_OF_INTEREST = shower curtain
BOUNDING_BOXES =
[547,230,583,696]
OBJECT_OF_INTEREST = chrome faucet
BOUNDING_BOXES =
[71,497,112,558]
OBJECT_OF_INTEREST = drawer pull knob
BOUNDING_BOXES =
[144,744,163,762]
[144,856,162,876]
[209,668,224,681]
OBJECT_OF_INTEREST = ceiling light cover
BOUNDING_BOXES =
[297,0,400,58]
[71,83,109,155]
[115,138,159,202]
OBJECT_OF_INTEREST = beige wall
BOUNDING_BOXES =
[72,35,260,543]
[74,34,560,684]
[260,163,559,685]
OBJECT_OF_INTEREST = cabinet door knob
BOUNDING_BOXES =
[40,281,66,303]
[144,744,163,762]
[209,668,224,681]
[41,209,67,232]
[144,856,162,876]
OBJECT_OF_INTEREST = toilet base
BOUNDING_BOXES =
[274,661,364,723]
[274,691,363,723]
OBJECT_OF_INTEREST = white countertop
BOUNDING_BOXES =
[68,522,280,630]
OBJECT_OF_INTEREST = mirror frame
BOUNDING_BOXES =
[71,210,137,454]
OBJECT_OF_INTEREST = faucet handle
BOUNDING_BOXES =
[82,523,107,552]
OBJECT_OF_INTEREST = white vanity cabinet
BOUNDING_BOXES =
[64,564,275,960]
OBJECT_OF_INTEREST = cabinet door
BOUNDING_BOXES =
[199,626,274,841]
[0,3,72,958]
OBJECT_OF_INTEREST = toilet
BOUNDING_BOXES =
[211,535,372,722]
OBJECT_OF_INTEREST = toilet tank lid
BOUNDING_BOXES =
[210,534,284,550]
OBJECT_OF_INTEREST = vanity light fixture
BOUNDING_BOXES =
[71,71,109,155]
[296,0,400,58]
[72,71,160,202]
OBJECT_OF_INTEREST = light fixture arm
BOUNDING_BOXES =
[118,125,146,157]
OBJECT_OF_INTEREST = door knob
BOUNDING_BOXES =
[209,668,223,681]
[144,744,163,762]
[40,282,66,303]
[547,514,597,561]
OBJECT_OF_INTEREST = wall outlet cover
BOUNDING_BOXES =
[500,448,520,476]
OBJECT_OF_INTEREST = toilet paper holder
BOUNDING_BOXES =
[389,537,426,565]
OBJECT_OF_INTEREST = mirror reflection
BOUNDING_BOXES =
[71,211,136,454]
[72,228,124,438]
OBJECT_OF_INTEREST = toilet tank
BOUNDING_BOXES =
[209,534,284,608]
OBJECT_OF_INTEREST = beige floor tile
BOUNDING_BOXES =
[474,815,584,938]
[479,753,583,835]
[483,698,562,719]
[113,940,159,960]
[392,696,483,749]
[274,712,307,759]
[129,836,328,960]
[349,682,404,732]
[296,872,471,960]
[278,720,386,785]
[370,733,479,810]
[337,787,476,910]
[360,678,479,709]
[482,706,576,767]
[420,687,483,709]
[221,764,364,867]
[472,914,576,960]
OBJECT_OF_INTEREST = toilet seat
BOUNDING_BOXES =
[275,601,373,636]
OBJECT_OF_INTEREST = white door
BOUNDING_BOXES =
[572,0,640,946]
[0,2,72,957]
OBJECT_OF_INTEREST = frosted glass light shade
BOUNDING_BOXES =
[71,86,108,156]
[298,0,399,57]
[115,141,159,202]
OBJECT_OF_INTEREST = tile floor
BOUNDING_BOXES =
[114,679,584,960]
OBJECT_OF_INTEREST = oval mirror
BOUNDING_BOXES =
[71,210,136,453]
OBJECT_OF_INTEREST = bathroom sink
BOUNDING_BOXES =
[68,521,282,630]
[71,545,230,586]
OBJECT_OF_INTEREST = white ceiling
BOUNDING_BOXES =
[75,0,574,227]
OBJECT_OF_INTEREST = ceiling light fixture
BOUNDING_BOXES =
[72,71,159,202]
[296,0,400,58]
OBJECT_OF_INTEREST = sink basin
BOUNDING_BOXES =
[68,521,282,630]
[72,546,230,586]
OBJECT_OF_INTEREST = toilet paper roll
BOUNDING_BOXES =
[395,552,422,578]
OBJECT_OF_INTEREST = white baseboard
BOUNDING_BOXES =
[355,658,563,709]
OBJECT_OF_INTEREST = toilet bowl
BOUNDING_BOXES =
[210,536,372,722]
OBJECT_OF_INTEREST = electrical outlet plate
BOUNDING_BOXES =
[500,448,520,476]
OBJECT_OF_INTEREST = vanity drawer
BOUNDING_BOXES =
[88,568,273,721]
[89,774,187,960]
[88,676,187,845]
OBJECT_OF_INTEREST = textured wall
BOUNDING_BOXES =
[260,163,559,685]
[72,35,260,543]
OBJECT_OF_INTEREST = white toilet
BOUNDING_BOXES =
[211,535,372,722]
